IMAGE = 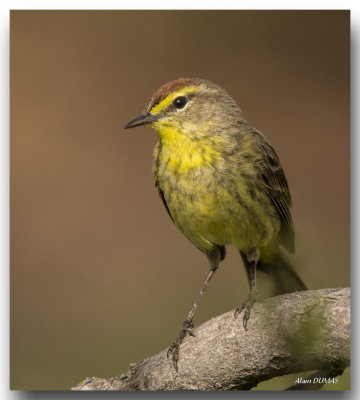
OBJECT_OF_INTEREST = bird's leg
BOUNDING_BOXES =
[167,267,217,372]
[235,247,260,330]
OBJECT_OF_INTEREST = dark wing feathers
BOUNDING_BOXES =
[257,137,295,253]
[153,141,175,224]
[155,180,175,223]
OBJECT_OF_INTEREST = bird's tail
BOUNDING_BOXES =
[241,250,307,297]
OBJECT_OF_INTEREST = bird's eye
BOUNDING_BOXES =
[173,96,187,109]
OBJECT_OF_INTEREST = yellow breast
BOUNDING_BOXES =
[152,123,221,173]
[152,123,280,255]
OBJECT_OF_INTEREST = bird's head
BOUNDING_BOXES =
[124,78,244,142]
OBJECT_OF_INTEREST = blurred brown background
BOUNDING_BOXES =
[10,10,349,390]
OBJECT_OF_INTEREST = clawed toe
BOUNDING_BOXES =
[234,291,258,330]
[167,318,194,372]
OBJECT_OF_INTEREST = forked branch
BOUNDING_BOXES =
[72,287,350,391]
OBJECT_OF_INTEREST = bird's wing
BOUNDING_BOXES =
[155,181,175,224]
[256,134,295,253]
[153,141,175,224]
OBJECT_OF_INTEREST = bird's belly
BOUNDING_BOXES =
[159,172,279,254]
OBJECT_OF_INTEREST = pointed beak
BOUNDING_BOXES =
[124,112,159,129]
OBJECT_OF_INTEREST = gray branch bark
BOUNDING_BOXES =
[72,287,350,391]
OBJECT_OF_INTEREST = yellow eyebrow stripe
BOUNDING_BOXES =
[150,86,198,114]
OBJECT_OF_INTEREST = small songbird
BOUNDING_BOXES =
[124,78,306,371]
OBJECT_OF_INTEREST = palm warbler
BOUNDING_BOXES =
[125,78,306,370]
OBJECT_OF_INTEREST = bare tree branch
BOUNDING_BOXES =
[72,287,350,391]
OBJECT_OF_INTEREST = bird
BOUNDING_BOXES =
[124,77,307,371]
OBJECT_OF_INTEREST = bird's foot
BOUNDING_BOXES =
[167,318,195,372]
[234,290,258,330]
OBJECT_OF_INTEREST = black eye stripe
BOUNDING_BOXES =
[173,96,187,109]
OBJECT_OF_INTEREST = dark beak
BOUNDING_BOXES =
[124,112,159,129]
